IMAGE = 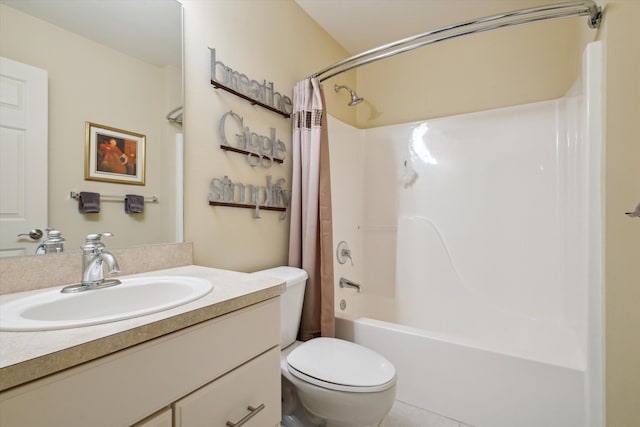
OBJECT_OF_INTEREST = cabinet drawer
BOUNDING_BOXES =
[133,407,172,427]
[174,346,280,427]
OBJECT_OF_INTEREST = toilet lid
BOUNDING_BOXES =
[286,337,396,392]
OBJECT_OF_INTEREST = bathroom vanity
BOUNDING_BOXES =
[0,265,285,426]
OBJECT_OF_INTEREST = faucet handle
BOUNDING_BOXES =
[83,233,114,250]
[85,232,114,242]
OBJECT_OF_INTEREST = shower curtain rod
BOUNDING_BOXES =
[311,1,602,82]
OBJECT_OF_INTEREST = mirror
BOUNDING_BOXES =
[0,0,183,255]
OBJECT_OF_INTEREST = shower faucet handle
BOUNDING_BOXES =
[336,241,354,265]
[343,248,354,266]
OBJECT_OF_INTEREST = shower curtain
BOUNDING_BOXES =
[289,78,335,340]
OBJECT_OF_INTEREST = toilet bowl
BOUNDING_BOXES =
[254,266,397,427]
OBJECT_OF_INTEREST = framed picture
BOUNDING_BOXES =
[85,122,146,185]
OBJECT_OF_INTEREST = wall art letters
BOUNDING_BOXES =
[209,175,290,219]
[210,48,293,118]
[218,110,286,168]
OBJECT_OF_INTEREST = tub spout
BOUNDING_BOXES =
[339,277,361,292]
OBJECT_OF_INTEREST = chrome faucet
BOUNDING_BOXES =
[61,232,121,293]
[81,232,120,286]
[35,229,65,255]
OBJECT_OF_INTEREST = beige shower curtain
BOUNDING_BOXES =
[289,78,335,340]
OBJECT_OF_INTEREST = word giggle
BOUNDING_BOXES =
[219,110,285,168]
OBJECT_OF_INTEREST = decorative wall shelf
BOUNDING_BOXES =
[211,80,291,119]
[219,145,284,164]
[208,201,286,212]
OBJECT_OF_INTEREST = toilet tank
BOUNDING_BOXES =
[253,266,308,349]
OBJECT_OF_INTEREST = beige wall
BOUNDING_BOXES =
[593,2,640,425]
[354,18,583,127]
[181,0,351,271]
[0,5,180,250]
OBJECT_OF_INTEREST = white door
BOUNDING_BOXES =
[0,56,48,257]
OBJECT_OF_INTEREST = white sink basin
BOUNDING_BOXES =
[0,276,213,331]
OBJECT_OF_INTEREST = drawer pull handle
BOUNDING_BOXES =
[225,403,265,427]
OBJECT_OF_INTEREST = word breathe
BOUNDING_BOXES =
[210,48,293,116]
[209,175,290,219]
[219,110,286,168]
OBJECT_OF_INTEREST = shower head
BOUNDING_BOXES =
[334,84,364,106]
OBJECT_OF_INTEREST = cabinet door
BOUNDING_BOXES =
[174,347,280,427]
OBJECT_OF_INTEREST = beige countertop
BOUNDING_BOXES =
[0,265,285,392]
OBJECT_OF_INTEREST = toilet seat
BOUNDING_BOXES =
[286,337,396,393]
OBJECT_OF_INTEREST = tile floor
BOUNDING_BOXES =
[380,400,473,427]
[281,399,473,427]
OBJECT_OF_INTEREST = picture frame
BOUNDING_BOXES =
[85,122,146,185]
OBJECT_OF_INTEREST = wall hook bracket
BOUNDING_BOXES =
[625,202,640,218]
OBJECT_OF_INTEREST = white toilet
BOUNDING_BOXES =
[254,266,396,427]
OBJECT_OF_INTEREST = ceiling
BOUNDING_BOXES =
[3,0,580,69]
[295,0,571,54]
[0,0,182,67]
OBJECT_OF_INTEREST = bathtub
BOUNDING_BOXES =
[334,213,587,426]
[335,314,585,427]
[333,212,587,426]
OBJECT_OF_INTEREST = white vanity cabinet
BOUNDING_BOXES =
[0,298,281,427]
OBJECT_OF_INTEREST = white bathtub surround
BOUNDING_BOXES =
[331,42,603,427]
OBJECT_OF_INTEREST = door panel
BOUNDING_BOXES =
[0,56,48,257]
